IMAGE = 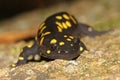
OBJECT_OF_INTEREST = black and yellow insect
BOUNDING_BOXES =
[11,12,107,67]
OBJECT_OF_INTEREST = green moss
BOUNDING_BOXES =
[94,18,120,30]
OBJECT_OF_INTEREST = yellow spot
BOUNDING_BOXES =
[59,41,65,46]
[57,26,62,32]
[50,39,57,44]
[11,64,16,67]
[47,50,51,54]
[34,54,40,60]
[27,55,33,60]
[66,38,71,41]
[70,16,77,24]
[62,22,68,29]
[56,21,63,29]
[66,21,71,27]
[63,14,70,20]
[56,16,62,20]
[70,44,73,46]
[40,26,46,33]
[39,23,45,30]
[41,32,51,37]
[69,36,74,39]
[58,50,61,53]
[88,27,92,32]
[64,35,67,38]
[44,32,51,36]
[79,46,83,51]
[40,37,44,45]
[18,57,24,60]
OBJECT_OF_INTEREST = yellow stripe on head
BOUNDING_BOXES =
[57,26,62,32]
[41,32,51,37]
[40,26,46,33]
[39,23,45,30]
[56,16,62,20]
[70,16,77,24]
[44,32,51,35]
[65,21,71,27]
[62,22,68,29]
[39,37,44,45]
[63,14,70,20]
[56,21,63,29]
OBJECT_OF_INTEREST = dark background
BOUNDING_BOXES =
[0,0,73,20]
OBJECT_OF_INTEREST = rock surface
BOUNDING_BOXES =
[0,0,120,80]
